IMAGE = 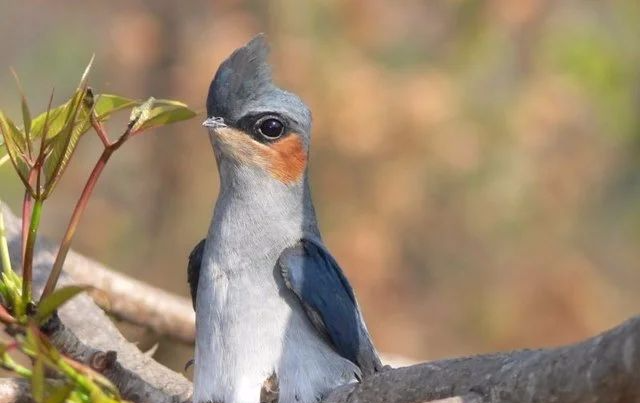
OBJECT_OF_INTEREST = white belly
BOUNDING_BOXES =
[193,259,358,403]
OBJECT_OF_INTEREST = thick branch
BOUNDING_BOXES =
[62,252,195,344]
[324,318,640,403]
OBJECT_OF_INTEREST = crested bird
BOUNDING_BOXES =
[189,34,383,403]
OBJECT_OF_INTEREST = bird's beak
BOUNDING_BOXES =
[202,116,227,130]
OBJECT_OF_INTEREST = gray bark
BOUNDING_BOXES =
[62,248,195,344]
[0,379,32,403]
[324,316,640,403]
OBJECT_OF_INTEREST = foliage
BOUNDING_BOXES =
[0,59,196,402]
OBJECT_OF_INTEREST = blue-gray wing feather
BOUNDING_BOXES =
[278,239,382,377]
[187,239,206,310]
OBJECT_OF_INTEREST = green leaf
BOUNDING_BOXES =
[0,111,27,159]
[35,285,90,324]
[0,207,12,276]
[80,55,94,83]
[41,58,96,198]
[0,137,7,167]
[32,357,45,403]
[0,111,32,189]
[30,93,137,143]
[41,95,86,197]
[30,56,93,143]
[132,98,197,132]
[129,97,155,130]
[10,69,32,145]
[45,384,74,403]
[94,94,139,120]
[10,69,32,140]
[31,103,68,141]
[1,270,23,319]
[23,99,32,139]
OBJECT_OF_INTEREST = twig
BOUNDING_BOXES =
[90,116,110,148]
[41,121,137,301]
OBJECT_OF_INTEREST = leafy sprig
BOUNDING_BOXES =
[0,58,197,403]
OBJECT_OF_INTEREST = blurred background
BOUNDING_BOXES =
[1,0,639,375]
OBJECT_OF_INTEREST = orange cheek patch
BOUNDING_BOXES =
[214,127,307,183]
[215,128,266,166]
[261,134,307,184]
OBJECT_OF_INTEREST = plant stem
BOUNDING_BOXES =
[1,353,32,378]
[22,198,43,306]
[0,206,12,274]
[91,116,111,147]
[22,191,33,262]
[40,149,113,301]
[0,304,16,324]
[40,121,136,302]
[22,169,38,261]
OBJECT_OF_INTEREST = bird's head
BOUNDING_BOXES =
[204,34,312,185]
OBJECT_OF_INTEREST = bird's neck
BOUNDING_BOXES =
[209,160,321,253]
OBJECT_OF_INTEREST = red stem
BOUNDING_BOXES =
[0,304,16,325]
[40,148,113,300]
[39,121,135,301]
[91,116,111,147]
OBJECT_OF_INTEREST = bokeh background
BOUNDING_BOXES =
[1,0,639,374]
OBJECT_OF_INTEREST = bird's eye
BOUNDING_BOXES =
[257,117,285,140]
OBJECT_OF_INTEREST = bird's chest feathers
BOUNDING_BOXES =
[201,206,301,312]
[198,182,307,334]
[195,238,296,403]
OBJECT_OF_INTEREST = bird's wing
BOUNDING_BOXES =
[187,239,206,310]
[277,239,382,377]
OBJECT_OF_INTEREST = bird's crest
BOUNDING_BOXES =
[206,34,273,121]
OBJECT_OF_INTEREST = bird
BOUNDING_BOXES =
[189,34,383,403]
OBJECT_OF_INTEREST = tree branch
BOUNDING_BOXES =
[2,201,192,403]
[61,249,195,344]
[324,318,640,403]
[1,200,639,403]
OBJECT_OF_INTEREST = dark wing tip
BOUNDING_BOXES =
[279,239,383,376]
[187,239,206,310]
[206,33,272,119]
